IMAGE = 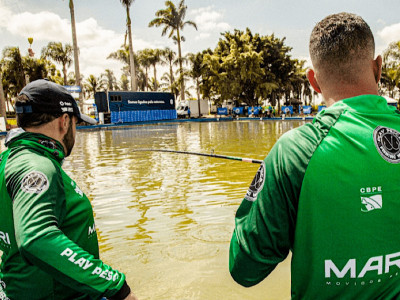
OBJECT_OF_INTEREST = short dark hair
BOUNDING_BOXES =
[16,94,61,128]
[309,12,375,70]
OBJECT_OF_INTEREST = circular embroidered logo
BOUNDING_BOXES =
[374,126,400,163]
[21,171,49,194]
[245,162,266,202]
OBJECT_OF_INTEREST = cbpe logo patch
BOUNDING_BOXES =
[360,186,382,213]
[361,195,382,212]
[373,126,400,163]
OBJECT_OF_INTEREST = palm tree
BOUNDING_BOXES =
[148,77,160,91]
[161,47,178,94]
[84,74,106,98]
[135,68,147,91]
[147,48,162,91]
[41,42,73,85]
[149,0,197,101]
[101,69,118,91]
[137,49,152,91]
[161,72,180,100]
[186,52,203,101]
[120,0,137,91]
[119,73,130,90]
[1,47,25,97]
[108,44,140,90]
[66,0,83,109]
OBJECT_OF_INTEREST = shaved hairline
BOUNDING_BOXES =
[309,12,375,79]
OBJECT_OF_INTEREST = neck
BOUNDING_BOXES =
[317,57,382,107]
[322,84,379,107]
[24,120,67,154]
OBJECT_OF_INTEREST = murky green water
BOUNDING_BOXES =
[1,120,308,300]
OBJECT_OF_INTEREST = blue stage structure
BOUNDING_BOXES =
[95,91,176,124]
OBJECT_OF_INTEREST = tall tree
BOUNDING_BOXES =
[137,49,152,90]
[41,42,73,85]
[186,52,203,101]
[147,48,162,91]
[67,0,83,109]
[201,28,297,107]
[101,69,118,91]
[119,73,130,91]
[84,74,105,98]
[149,0,197,101]
[108,44,140,90]
[160,71,179,99]
[1,47,25,97]
[1,47,61,114]
[161,47,178,95]
[120,0,137,91]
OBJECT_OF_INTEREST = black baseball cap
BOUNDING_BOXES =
[16,79,97,125]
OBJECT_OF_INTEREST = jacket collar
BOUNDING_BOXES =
[331,95,398,114]
[5,128,66,162]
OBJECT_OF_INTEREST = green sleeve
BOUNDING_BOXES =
[8,154,126,299]
[229,124,322,287]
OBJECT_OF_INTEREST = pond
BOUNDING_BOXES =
[1,119,308,300]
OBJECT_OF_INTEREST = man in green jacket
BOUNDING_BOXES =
[0,79,138,299]
[230,13,400,299]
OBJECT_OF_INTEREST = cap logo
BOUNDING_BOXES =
[60,101,72,107]
[373,126,400,163]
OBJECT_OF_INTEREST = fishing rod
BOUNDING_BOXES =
[132,149,263,164]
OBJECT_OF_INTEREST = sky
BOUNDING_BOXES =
[1,0,400,85]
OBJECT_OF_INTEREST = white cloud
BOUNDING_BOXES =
[195,33,211,41]
[190,6,231,39]
[378,23,400,45]
[0,2,157,80]
[6,11,71,42]
[0,2,12,28]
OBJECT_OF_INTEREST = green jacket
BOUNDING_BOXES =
[0,129,128,299]
[230,95,400,299]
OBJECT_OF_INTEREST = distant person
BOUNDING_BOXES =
[188,107,191,118]
[0,79,138,300]
[229,12,400,299]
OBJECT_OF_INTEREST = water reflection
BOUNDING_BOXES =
[0,120,307,300]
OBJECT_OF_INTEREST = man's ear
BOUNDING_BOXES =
[374,55,382,84]
[58,114,70,135]
[306,68,321,93]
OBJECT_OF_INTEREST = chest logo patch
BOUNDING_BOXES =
[21,171,49,194]
[245,162,265,202]
[361,195,382,212]
[374,126,400,163]
[360,186,382,212]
